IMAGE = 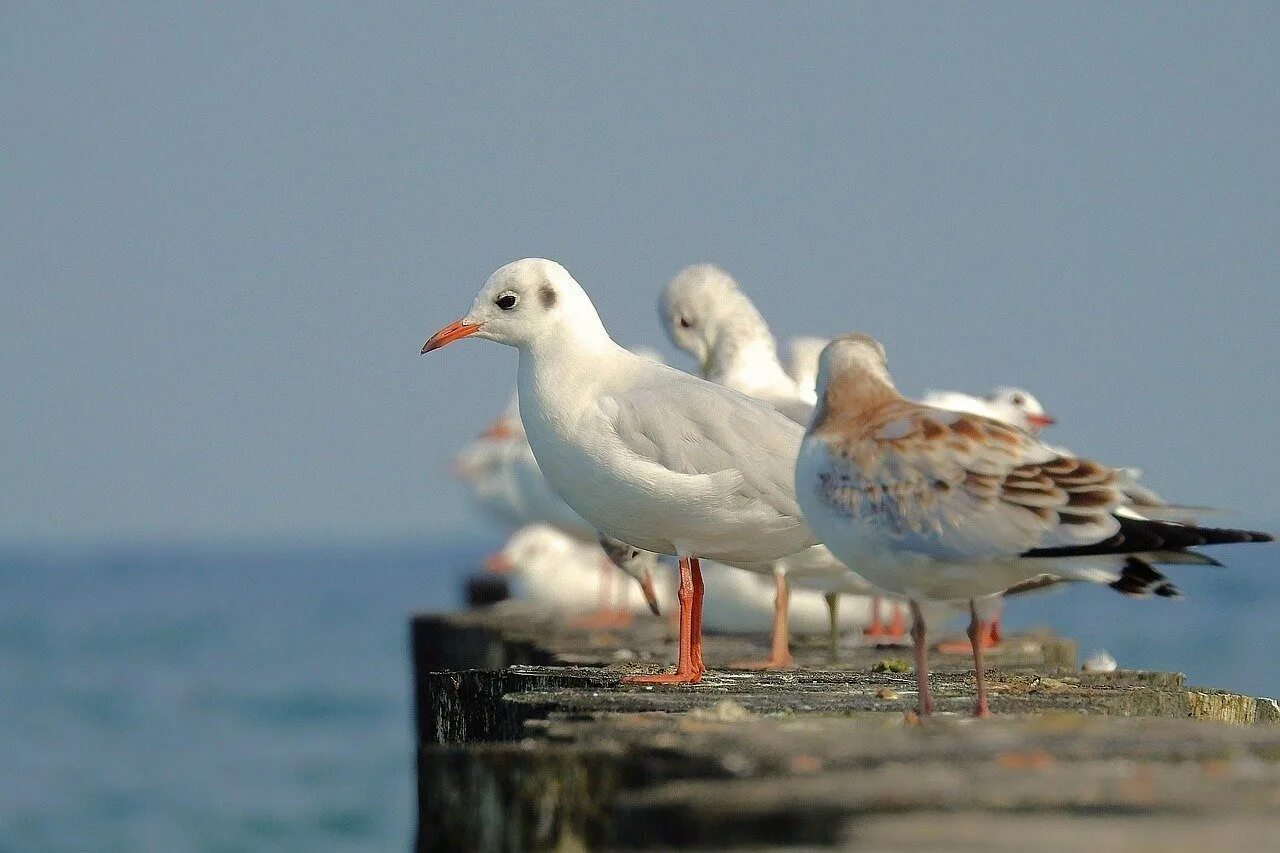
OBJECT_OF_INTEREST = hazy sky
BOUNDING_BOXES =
[4,3,1278,542]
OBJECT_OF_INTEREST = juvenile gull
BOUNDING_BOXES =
[795,334,1273,716]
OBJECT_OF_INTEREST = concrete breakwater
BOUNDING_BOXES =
[412,605,1280,850]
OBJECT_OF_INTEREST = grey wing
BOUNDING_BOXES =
[606,375,808,522]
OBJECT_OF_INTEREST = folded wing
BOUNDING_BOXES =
[814,403,1125,561]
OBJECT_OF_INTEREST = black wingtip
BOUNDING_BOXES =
[1026,516,1275,561]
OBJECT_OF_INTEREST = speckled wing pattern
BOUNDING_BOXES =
[814,402,1124,561]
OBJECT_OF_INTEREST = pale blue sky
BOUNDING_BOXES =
[3,3,1277,542]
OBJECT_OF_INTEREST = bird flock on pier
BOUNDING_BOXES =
[425,259,1272,717]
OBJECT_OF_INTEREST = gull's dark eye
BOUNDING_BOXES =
[1011,393,1025,406]
[678,316,693,329]
[495,292,519,310]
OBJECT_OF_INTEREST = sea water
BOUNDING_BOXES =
[0,537,485,851]
[0,536,1276,850]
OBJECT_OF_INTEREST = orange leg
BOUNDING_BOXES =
[886,602,906,638]
[968,600,992,718]
[937,607,999,653]
[909,600,934,716]
[863,597,886,637]
[690,558,705,674]
[622,556,702,685]
[730,571,795,670]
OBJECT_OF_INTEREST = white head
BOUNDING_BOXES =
[486,524,578,578]
[785,336,830,392]
[422,258,608,354]
[985,386,1054,432]
[814,333,894,397]
[659,264,775,373]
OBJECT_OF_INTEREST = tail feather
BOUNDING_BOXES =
[1135,550,1224,568]
[1109,557,1181,598]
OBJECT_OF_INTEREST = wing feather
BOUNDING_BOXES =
[606,375,808,526]
[814,402,1124,560]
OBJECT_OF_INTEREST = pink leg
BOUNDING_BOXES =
[729,571,795,670]
[967,600,991,718]
[909,600,934,715]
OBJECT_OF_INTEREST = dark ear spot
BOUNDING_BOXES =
[538,285,556,308]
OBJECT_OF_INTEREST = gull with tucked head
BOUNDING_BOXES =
[659,265,891,665]
[795,333,1273,717]
[661,264,816,422]
[486,524,662,619]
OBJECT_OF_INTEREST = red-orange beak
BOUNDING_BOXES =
[1026,413,1056,429]
[484,553,513,574]
[422,319,482,353]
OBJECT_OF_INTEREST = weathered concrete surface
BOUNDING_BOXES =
[412,605,1280,850]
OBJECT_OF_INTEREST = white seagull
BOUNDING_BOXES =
[486,524,665,620]
[921,386,1055,433]
[795,334,1273,716]
[661,264,882,665]
[423,258,824,684]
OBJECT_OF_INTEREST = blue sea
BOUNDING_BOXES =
[0,537,486,852]
[1,535,1276,851]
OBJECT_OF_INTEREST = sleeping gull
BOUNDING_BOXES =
[795,333,1273,716]
[661,264,881,665]
[487,524,667,620]
[423,258,822,684]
